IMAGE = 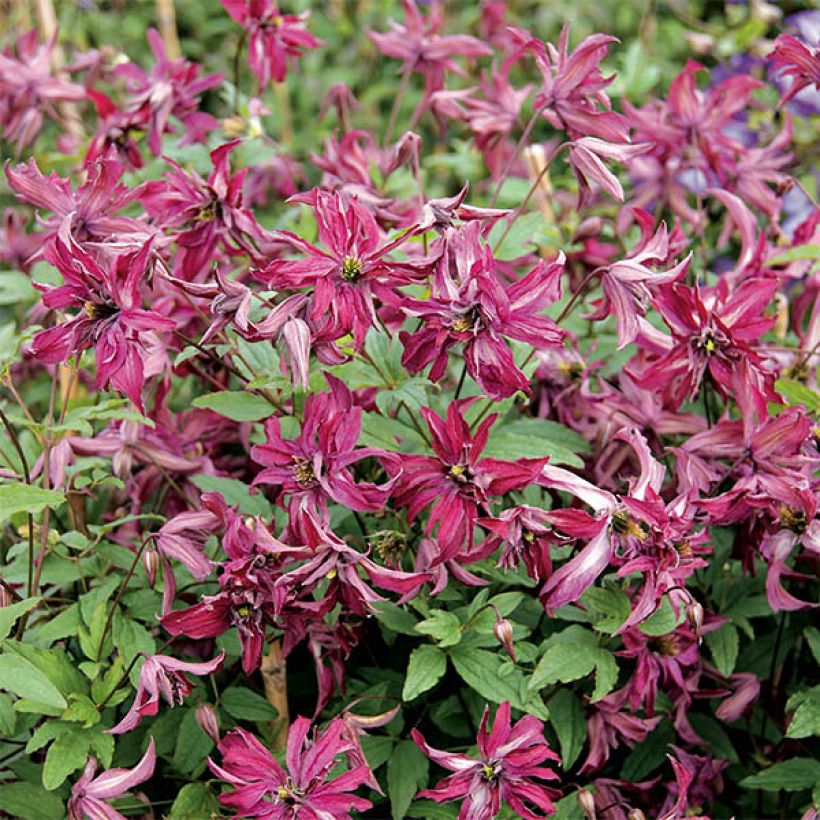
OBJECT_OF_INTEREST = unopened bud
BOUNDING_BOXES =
[627,810,646,820]
[195,703,220,744]
[577,788,597,819]
[0,585,12,608]
[143,546,159,589]
[684,32,715,56]
[773,292,789,339]
[493,617,515,662]
[686,600,704,644]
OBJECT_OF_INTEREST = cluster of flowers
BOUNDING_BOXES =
[1,1,818,818]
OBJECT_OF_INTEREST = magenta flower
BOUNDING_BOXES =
[769,33,820,107]
[368,0,491,121]
[141,140,267,279]
[392,400,549,560]
[30,238,175,411]
[109,651,225,734]
[209,717,373,818]
[222,0,321,88]
[114,28,223,155]
[85,89,147,170]
[5,154,148,252]
[400,222,565,400]
[68,738,156,820]
[257,188,434,348]
[251,374,401,536]
[412,701,561,820]
[0,29,85,152]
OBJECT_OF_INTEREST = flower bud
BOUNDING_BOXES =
[0,585,12,608]
[577,788,597,819]
[493,617,515,662]
[686,599,704,644]
[195,703,220,744]
[143,546,159,589]
[627,810,646,820]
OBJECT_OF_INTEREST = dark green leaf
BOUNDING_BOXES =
[705,623,739,677]
[403,645,446,701]
[221,687,278,721]
[191,391,274,421]
[387,740,428,820]
[740,758,820,792]
[549,689,587,770]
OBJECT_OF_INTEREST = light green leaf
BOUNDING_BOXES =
[530,643,596,691]
[775,380,820,413]
[191,391,274,421]
[42,727,90,790]
[705,623,739,677]
[174,708,213,775]
[168,783,221,819]
[0,484,64,523]
[549,689,587,770]
[403,645,446,702]
[638,598,683,636]
[482,431,584,468]
[387,740,429,820]
[190,474,272,516]
[0,782,65,820]
[0,596,40,641]
[0,653,67,711]
[415,610,462,647]
[374,601,419,636]
[450,647,527,710]
[767,244,820,266]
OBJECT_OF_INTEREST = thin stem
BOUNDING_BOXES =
[454,361,468,400]
[232,28,248,114]
[383,64,413,148]
[489,104,545,208]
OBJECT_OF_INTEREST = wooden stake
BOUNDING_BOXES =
[261,639,289,750]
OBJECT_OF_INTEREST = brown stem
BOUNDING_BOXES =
[261,639,289,750]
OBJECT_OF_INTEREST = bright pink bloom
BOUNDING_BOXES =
[30,238,174,411]
[141,140,267,279]
[209,718,373,818]
[114,28,222,155]
[392,400,549,560]
[400,222,565,399]
[68,739,156,820]
[769,33,820,107]
[566,138,652,210]
[412,701,561,820]
[0,29,85,152]
[109,651,225,734]
[222,0,321,88]
[85,89,146,170]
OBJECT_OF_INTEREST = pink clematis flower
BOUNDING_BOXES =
[109,651,225,734]
[0,29,85,152]
[251,374,402,537]
[412,701,561,820]
[769,33,820,107]
[30,238,175,411]
[114,28,223,156]
[257,188,434,348]
[222,0,321,88]
[400,222,565,400]
[209,717,373,818]
[68,739,156,820]
[392,400,549,560]
[141,140,268,279]
[368,0,491,122]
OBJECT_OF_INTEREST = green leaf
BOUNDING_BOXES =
[767,244,820,266]
[373,601,419,636]
[62,693,100,728]
[530,643,596,690]
[806,627,820,666]
[582,586,630,635]
[786,688,820,739]
[42,727,90,789]
[387,740,429,820]
[221,687,278,721]
[0,782,65,820]
[3,641,87,698]
[191,391,274,421]
[174,708,214,775]
[0,692,15,736]
[482,431,584,468]
[740,758,820,792]
[638,597,683,636]
[0,596,40,641]
[190,474,272,516]
[0,271,36,305]
[112,612,156,669]
[403,645,446,701]
[775,380,820,413]
[549,689,586,770]
[168,783,221,819]
[486,212,544,260]
[621,719,674,781]
[450,647,539,714]
[705,623,739,677]
[0,653,67,711]
[0,483,64,523]
[415,610,462,647]
[406,800,459,819]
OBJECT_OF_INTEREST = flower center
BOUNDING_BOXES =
[481,761,500,781]
[83,300,119,320]
[451,307,482,334]
[611,511,648,540]
[779,506,807,534]
[292,459,316,486]
[340,256,363,282]
[654,635,683,656]
[273,780,304,805]
[448,463,470,483]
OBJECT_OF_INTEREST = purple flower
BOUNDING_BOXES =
[209,717,373,818]
[412,701,561,820]
[68,738,156,820]
[109,651,225,734]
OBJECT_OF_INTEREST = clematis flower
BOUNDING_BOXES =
[0,29,85,152]
[392,400,549,560]
[68,739,156,820]
[368,0,491,122]
[109,651,225,734]
[222,0,321,88]
[30,238,175,411]
[658,749,727,820]
[251,374,402,536]
[400,222,565,400]
[412,701,561,820]
[256,188,435,347]
[566,138,652,209]
[85,89,147,170]
[114,28,223,155]
[209,718,373,818]
[769,33,820,106]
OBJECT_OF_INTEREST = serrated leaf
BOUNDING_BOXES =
[450,647,524,708]
[42,728,90,790]
[415,610,462,647]
[705,623,739,677]
[786,688,820,739]
[740,757,820,791]
[549,689,586,770]
[530,643,596,691]
[403,645,446,701]
[168,782,220,819]
[387,740,428,820]
[221,687,278,721]
[486,212,545,260]
[191,391,274,421]
[637,597,683,636]
[374,601,419,636]
[0,484,64,522]
[0,596,40,641]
